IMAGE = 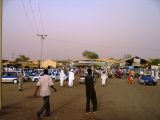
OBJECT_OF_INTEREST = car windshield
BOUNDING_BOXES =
[3,72,17,77]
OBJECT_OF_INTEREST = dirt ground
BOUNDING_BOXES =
[0,77,160,120]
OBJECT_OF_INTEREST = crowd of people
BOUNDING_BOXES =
[2,65,160,119]
[2,65,160,86]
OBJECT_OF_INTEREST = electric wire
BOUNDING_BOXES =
[21,0,36,35]
[29,0,40,34]
[21,0,46,36]
[37,0,45,34]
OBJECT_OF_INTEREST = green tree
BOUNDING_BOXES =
[15,55,30,62]
[123,53,132,59]
[150,59,160,65]
[82,50,99,59]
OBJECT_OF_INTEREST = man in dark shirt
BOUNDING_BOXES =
[85,68,97,114]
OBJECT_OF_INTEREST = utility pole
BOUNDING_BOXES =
[37,34,47,68]
[0,0,2,109]
[11,52,15,65]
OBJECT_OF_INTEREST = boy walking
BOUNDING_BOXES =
[34,69,57,120]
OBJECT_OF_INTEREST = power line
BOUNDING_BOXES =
[37,0,45,34]
[21,0,46,35]
[29,0,40,34]
[21,0,36,35]
[21,0,47,63]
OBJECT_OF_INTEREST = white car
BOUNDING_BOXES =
[2,72,18,84]
[79,73,96,84]
[31,72,43,82]
[79,73,87,84]
[31,72,55,82]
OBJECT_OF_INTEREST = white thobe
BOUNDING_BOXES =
[60,70,65,86]
[155,71,159,80]
[101,73,107,85]
[68,71,75,87]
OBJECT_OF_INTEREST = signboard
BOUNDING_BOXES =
[133,58,140,63]
[151,65,159,70]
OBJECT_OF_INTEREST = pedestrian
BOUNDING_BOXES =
[34,69,57,120]
[18,70,24,91]
[101,70,107,86]
[140,69,144,76]
[85,68,97,114]
[155,70,159,80]
[151,69,155,78]
[127,75,134,84]
[60,68,65,87]
[68,69,75,87]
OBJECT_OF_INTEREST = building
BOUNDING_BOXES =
[74,58,118,68]
[18,60,38,68]
[41,59,57,68]
[119,56,150,67]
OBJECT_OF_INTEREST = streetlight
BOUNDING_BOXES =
[37,34,47,68]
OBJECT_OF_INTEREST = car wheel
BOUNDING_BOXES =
[154,82,157,86]
[13,79,18,84]
[35,78,39,82]
[52,78,56,82]
[54,79,58,82]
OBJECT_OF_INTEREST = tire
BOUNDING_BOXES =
[154,82,157,86]
[13,79,18,84]
[35,78,39,82]
[52,78,56,82]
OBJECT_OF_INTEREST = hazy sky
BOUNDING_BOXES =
[2,0,160,60]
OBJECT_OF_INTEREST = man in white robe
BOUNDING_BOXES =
[68,69,75,87]
[151,69,155,78]
[155,70,159,80]
[60,69,65,86]
[101,70,108,86]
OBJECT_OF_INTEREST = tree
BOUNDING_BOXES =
[150,59,160,65]
[15,55,30,62]
[82,50,99,59]
[123,53,132,59]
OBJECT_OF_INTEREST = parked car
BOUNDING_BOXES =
[31,72,44,82]
[2,72,18,84]
[28,72,38,80]
[23,72,30,81]
[79,72,96,84]
[53,72,68,81]
[52,69,68,81]
[79,72,87,84]
[52,71,60,81]
[31,72,55,82]
[138,74,157,85]
[17,71,30,81]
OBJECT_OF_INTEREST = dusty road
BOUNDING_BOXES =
[1,77,160,120]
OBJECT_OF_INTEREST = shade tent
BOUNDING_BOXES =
[41,59,57,68]
[120,56,150,67]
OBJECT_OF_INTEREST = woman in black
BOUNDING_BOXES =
[85,68,97,113]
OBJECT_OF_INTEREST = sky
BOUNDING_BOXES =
[2,0,160,60]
